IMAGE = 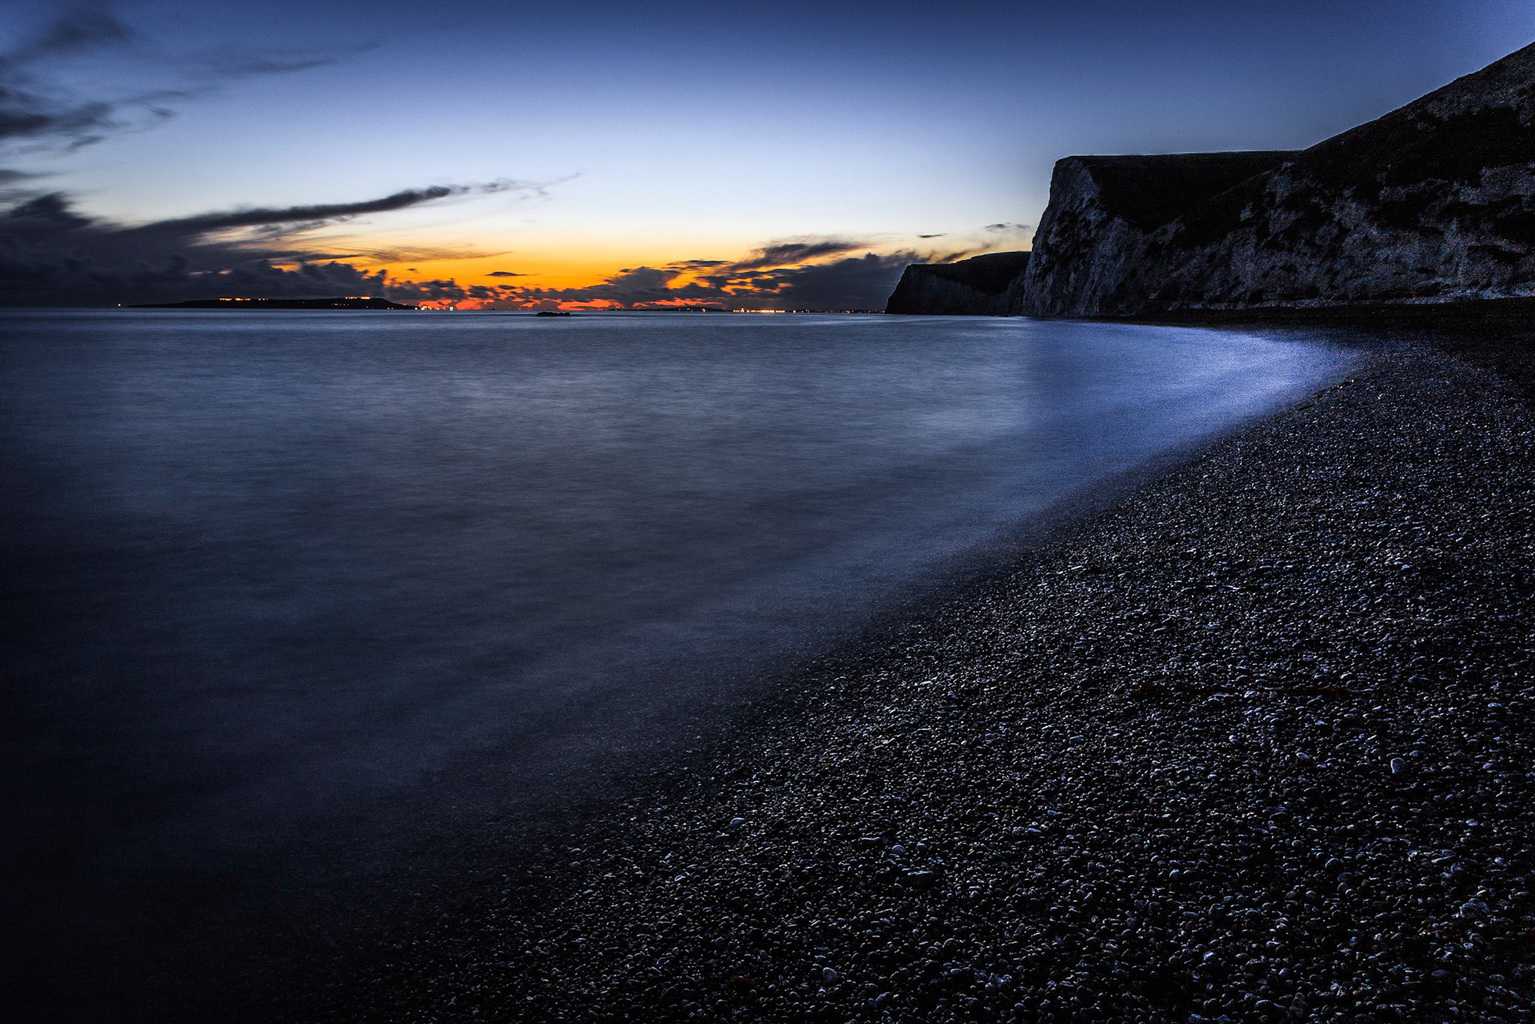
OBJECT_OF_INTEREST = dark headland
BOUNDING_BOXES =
[886,251,1032,315]
[130,296,418,310]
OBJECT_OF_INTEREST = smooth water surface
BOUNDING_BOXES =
[1,310,1352,998]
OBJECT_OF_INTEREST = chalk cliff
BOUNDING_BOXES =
[1012,153,1293,316]
[884,251,1029,314]
[888,42,1535,318]
[1019,41,1535,316]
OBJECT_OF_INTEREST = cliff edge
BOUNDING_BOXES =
[1018,41,1535,317]
[886,42,1535,318]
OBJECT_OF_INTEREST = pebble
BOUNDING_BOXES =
[329,345,1535,1024]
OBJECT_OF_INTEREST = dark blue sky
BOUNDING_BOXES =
[3,1,1532,307]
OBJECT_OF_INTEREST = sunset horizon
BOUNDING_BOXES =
[5,2,1532,310]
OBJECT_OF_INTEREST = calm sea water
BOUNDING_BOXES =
[1,309,1352,1002]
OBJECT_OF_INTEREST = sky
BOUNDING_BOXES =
[2,0,1533,310]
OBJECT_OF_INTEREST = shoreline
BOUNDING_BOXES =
[21,314,1530,1021]
[278,314,1535,1021]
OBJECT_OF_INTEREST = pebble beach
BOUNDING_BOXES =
[304,317,1535,1023]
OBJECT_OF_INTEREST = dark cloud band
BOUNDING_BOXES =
[0,181,538,306]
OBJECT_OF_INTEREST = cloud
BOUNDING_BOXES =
[483,247,920,311]
[0,189,389,305]
[0,174,947,310]
[335,244,509,263]
[147,182,519,236]
[487,173,579,200]
[183,53,350,79]
[734,252,916,310]
[917,233,945,239]
[985,222,1032,233]
[0,6,361,161]
[0,166,47,200]
[5,191,94,231]
[0,87,133,150]
[382,277,470,303]
[0,7,134,71]
[923,246,987,264]
[725,238,870,272]
[0,181,539,306]
[543,266,708,305]
[505,238,898,308]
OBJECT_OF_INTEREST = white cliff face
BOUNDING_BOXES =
[1009,159,1159,317]
[1011,42,1535,318]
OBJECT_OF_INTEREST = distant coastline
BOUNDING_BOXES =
[117,299,868,314]
[129,296,419,311]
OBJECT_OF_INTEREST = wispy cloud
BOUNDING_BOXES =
[665,258,727,270]
[0,181,544,306]
[320,243,513,264]
[181,53,354,79]
[147,182,523,237]
[0,7,134,71]
[724,238,870,272]
[0,5,364,164]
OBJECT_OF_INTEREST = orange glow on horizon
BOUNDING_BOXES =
[307,231,1006,312]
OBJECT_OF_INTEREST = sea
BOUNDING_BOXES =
[0,309,1354,1009]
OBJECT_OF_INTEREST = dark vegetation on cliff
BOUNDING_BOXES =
[1072,153,1292,232]
[1177,54,1535,251]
